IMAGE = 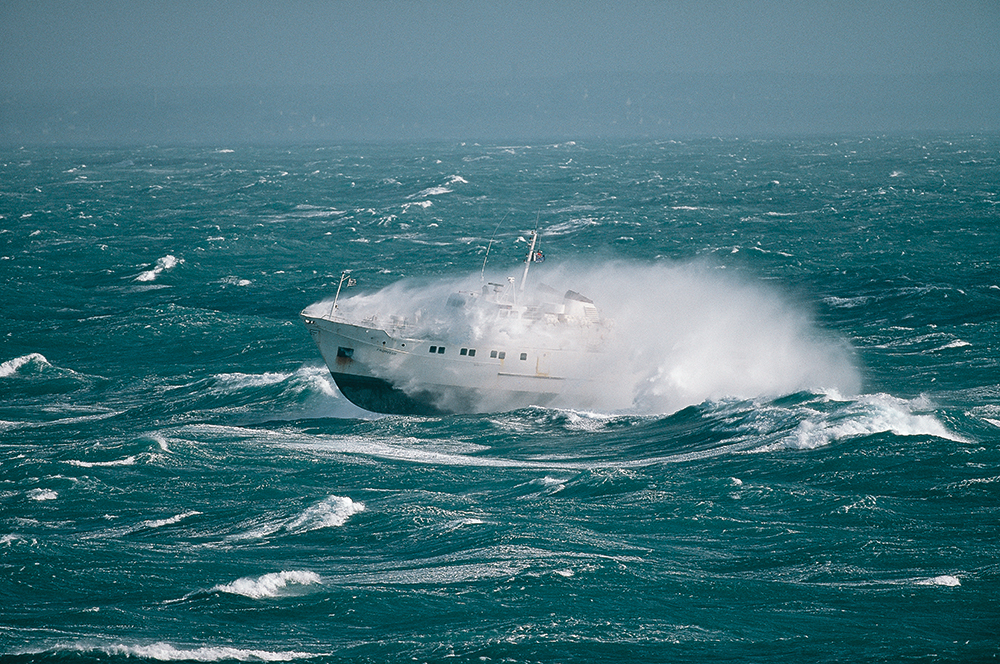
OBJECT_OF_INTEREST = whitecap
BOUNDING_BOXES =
[822,295,871,308]
[0,420,24,433]
[135,255,182,282]
[212,570,323,599]
[64,642,315,661]
[65,455,137,468]
[782,393,966,450]
[214,372,291,389]
[27,488,57,501]
[914,575,961,587]
[408,186,452,199]
[141,511,201,529]
[930,339,971,351]
[285,495,365,533]
[544,217,599,235]
[0,353,50,378]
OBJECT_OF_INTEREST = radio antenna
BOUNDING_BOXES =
[480,213,508,283]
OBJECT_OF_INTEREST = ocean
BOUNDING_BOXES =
[1,136,998,662]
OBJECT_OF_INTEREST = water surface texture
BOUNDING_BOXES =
[2,137,998,662]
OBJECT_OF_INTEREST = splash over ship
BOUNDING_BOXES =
[301,232,617,415]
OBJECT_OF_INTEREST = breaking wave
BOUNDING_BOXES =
[25,642,315,661]
[135,254,182,282]
[0,353,50,378]
[212,570,324,599]
[782,393,966,450]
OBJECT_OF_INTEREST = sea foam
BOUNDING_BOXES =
[41,642,315,661]
[914,575,961,587]
[285,495,365,533]
[135,255,182,282]
[212,570,323,599]
[0,353,49,377]
[785,393,965,450]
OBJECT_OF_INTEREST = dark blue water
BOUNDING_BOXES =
[2,137,998,662]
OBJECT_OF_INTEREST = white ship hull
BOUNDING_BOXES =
[302,231,623,415]
[301,312,611,415]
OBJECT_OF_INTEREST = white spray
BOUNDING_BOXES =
[305,260,861,415]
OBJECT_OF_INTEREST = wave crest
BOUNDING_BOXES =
[0,353,50,378]
[35,642,314,661]
[784,393,965,450]
[285,495,365,533]
[212,570,323,599]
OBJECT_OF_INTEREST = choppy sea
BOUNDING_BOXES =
[1,136,998,662]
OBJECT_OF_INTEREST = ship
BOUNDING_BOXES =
[300,231,617,415]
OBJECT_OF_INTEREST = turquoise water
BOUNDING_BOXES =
[1,137,998,662]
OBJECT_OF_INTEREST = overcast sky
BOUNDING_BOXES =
[3,0,999,90]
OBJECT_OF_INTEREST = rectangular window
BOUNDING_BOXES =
[498,351,506,360]
[520,352,527,360]
[490,350,497,358]
[468,349,476,357]
[437,346,445,354]
[337,347,354,358]
[429,346,437,353]
[460,348,468,356]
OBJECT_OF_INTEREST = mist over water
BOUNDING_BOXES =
[314,260,860,415]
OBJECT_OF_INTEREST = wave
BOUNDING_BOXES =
[214,372,291,389]
[141,511,201,530]
[212,570,323,599]
[779,393,966,450]
[23,642,316,661]
[543,217,600,235]
[408,185,452,199]
[135,254,182,282]
[0,353,50,377]
[284,495,365,533]
[66,455,138,468]
[205,365,370,419]
[914,574,961,587]
[228,494,365,541]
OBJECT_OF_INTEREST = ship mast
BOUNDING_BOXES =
[329,270,352,316]
[519,230,538,292]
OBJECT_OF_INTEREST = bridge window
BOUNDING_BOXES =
[490,350,497,358]
[498,351,506,360]
[468,349,476,357]
[429,346,437,353]
[520,352,527,360]
[437,346,445,354]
